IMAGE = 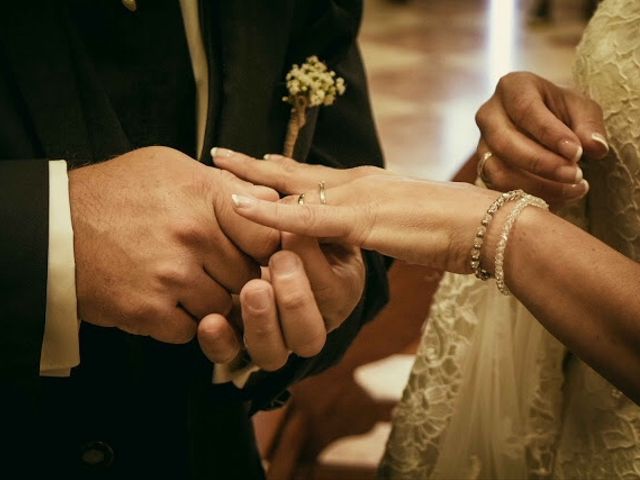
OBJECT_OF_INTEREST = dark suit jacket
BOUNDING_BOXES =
[0,1,389,478]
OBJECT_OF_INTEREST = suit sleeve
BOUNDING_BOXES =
[245,29,392,414]
[0,160,49,383]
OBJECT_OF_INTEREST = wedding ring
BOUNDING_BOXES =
[477,151,494,186]
[318,181,327,205]
[297,193,306,205]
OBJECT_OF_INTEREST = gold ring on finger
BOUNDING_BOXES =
[318,181,327,205]
[477,151,494,186]
[297,193,306,205]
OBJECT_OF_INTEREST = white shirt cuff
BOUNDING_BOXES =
[40,160,80,377]
[213,360,261,389]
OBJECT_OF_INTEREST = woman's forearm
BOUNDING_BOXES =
[485,207,640,401]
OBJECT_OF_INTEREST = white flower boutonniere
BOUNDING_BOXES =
[282,55,346,158]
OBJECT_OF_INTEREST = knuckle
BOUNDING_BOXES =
[511,94,537,125]
[279,290,310,311]
[537,123,555,144]
[198,325,239,363]
[353,165,380,177]
[251,230,281,262]
[124,299,163,325]
[155,263,190,287]
[475,103,490,129]
[498,71,526,90]
[272,156,299,189]
[199,318,228,342]
[527,154,544,175]
[488,134,510,156]
[292,333,326,358]
[260,354,289,372]
[275,155,298,173]
[165,323,197,345]
[485,162,511,191]
[350,204,374,246]
[298,205,318,229]
[172,218,205,245]
[247,320,279,342]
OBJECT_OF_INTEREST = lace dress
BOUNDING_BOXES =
[379,1,640,478]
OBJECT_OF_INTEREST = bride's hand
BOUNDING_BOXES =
[213,149,497,273]
[476,71,608,206]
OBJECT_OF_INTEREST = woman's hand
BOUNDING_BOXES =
[213,149,497,274]
[475,71,609,207]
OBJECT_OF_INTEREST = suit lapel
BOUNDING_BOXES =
[202,0,295,161]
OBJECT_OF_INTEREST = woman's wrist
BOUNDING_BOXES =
[478,202,514,276]
[478,200,550,287]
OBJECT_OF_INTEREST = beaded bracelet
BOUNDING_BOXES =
[470,189,525,280]
[494,194,549,295]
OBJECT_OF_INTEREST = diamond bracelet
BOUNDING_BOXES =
[470,189,526,280]
[494,194,549,295]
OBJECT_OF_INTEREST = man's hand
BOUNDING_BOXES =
[69,146,279,344]
[195,148,368,370]
[197,229,366,371]
[475,71,609,206]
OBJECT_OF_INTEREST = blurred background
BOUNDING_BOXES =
[254,0,593,478]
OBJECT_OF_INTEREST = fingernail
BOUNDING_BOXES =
[270,252,299,276]
[580,179,590,195]
[565,179,590,198]
[231,193,256,209]
[591,133,609,153]
[246,288,270,312]
[263,154,270,160]
[556,165,581,183]
[575,167,583,183]
[211,147,234,158]
[558,140,583,163]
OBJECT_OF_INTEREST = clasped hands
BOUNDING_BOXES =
[69,146,365,372]
[69,71,609,372]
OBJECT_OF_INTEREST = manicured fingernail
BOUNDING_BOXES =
[211,147,234,158]
[556,165,581,183]
[575,167,583,182]
[591,133,609,153]
[246,288,270,312]
[270,252,299,275]
[565,179,590,198]
[231,194,256,209]
[558,140,583,163]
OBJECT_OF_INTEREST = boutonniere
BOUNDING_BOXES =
[282,55,346,157]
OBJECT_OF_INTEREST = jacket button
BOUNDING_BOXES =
[80,441,114,468]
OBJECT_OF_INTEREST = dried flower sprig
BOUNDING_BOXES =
[282,56,346,158]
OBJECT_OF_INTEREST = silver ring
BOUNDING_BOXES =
[477,151,494,185]
[297,193,305,205]
[318,181,326,205]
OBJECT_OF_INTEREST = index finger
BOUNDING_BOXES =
[230,193,359,243]
[212,148,378,194]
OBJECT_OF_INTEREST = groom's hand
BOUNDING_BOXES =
[69,146,280,344]
[197,233,365,371]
